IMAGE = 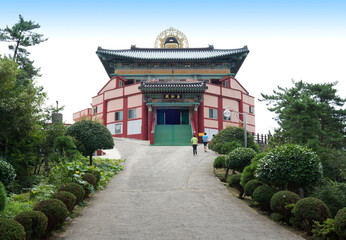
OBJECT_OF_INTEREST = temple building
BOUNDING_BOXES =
[73,27,255,145]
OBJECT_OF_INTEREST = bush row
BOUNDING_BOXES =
[0,158,123,239]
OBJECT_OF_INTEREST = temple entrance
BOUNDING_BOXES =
[157,109,189,125]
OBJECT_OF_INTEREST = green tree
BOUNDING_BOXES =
[261,80,345,150]
[66,120,114,166]
[0,14,47,81]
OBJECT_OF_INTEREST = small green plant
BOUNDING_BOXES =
[293,197,331,235]
[244,179,263,198]
[0,217,26,240]
[253,185,278,211]
[82,173,97,188]
[227,174,244,198]
[33,199,69,233]
[270,191,300,221]
[0,157,16,187]
[51,191,76,213]
[334,207,346,239]
[29,183,57,202]
[213,156,226,169]
[59,183,85,205]
[0,181,6,212]
[240,152,267,187]
[312,218,338,240]
[14,211,48,240]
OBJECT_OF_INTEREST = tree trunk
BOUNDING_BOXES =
[299,188,304,198]
[89,154,93,166]
[223,168,230,182]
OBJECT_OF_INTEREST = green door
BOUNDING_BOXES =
[157,110,165,125]
[182,110,189,125]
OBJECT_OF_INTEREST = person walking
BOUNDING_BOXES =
[191,134,198,156]
[202,132,208,152]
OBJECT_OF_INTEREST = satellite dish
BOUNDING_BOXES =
[223,109,231,118]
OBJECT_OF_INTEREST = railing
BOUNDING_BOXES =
[254,133,270,145]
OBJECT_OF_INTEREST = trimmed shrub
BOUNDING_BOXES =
[208,126,259,154]
[51,191,76,213]
[0,181,6,212]
[213,156,226,169]
[312,181,346,218]
[271,212,284,222]
[227,174,244,198]
[89,170,101,183]
[253,185,278,211]
[14,211,48,240]
[293,197,330,234]
[270,191,300,220]
[0,157,16,187]
[240,152,268,187]
[226,147,257,173]
[244,179,263,198]
[0,217,26,240]
[221,141,242,154]
[33,199,68,232]
[256,144,323,191]
[59,183,85,204]
[82,173,97,188]
[334,207,346,239]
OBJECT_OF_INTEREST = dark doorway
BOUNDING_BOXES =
[156,109,189,125]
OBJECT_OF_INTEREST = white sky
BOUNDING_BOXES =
[1,1,345,134]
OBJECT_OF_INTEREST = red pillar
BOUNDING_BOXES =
[198,100,205,134]
[218,96,223,132]
[123,96,128,137]
[141,97,148,140]
[102,95,107,126]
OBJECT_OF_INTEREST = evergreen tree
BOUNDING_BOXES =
[261,80,345,150]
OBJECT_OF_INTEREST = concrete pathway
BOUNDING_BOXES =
[54,139,303,240]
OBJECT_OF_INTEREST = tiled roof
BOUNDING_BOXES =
[139,81,208,93]
[97,46,248,60]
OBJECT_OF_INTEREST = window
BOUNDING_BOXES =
[249,106,254,114]
[93,106,98,114]
[115,111,123,121]
[222,81,229,87]
[209,108,217,119]
[119,81,124,87]
[114,123,123,134]
[128,109,137,119]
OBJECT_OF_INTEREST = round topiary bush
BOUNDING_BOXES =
[293,197,330,234]
[253,185,278,211]
[51,191,77,213]
[0,181,7,212]
[14,210,48,240]
[240,152,268,187]
[0,157,16,187]
[208,126,259,154]
[59,182,85,204]
[227,174,244,198]
[82,173,97,188]
[0,217,26,240]
[256,144,323,191]
[89,170,101,183]
[213,156,226,169]
[244,179,263,198]
[270,191,300,221]
[226,147,257,173]
[334,207,346,239]
[33,199,69,232]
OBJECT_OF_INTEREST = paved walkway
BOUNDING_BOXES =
[54,139,303,240]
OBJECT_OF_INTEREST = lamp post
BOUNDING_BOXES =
[223,108,247,148]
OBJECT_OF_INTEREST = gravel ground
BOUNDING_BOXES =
[53,138,303,240]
